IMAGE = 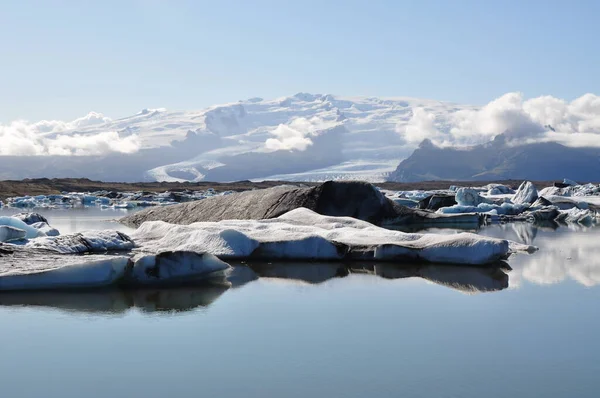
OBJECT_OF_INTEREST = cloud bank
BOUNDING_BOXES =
[0,112,141,156]
[399,92,600,147]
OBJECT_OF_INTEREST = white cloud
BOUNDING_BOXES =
[395,92,600,148]
[450,92,545,142]
[0,113,140,156]
[400,108,444,144]
[265,117,333,151]
[32,111,112,133]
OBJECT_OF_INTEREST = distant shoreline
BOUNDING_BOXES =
[0,178,576,201]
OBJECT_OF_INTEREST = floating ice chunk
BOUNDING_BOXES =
[557,208,597,225]
[0,256,130,291]
[455,188,490,206]
[512,181,538,204]
[0,226,27,243]
[436,202,528,216]
[13,212,48,225]
[128,251,230,285]
[374,233,511,264]
[31,222,60,237]
[563,178,578,186]
[539,186,563,197]
[0,217,45,239]
[485,184,514,195]
[114,202,136,209]
[132,208,535,265]
[8,197,37,208]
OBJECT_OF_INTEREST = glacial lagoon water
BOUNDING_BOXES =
[1,208,600,397]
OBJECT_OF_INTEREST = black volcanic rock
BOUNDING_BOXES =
[388,135,600,182]
[418,194,457,211]
[121,181,480,228]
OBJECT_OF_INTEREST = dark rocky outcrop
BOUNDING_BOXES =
[389,134,600,182]
[121,181,481,228]
[418,194,457,211]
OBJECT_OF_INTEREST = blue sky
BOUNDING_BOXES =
[1,0,599,121]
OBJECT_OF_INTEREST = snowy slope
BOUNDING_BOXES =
[0,93,471,182]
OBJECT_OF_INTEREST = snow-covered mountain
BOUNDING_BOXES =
[1,92,600,182]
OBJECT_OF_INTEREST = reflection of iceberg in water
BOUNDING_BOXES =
[511,223,538,245]
[239,262,508,293]
[248,262,349,284]
[0,262,511,314]
[469,223,600,288]
[353,263,509,293]
[508,226,600,287]
[0,284,229,314]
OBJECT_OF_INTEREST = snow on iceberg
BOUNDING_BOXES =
[132,208,536,265]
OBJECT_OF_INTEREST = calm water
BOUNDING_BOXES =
[1,208,599,398]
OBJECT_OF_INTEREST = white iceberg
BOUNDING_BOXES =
[0,256,130,291]
[455,188,490,206]
[512,181,538,204]
[0,226,27,243]
[556,208,597,225]
[128,252,230,285]
[132,208,535,265]
[0,216,45,239]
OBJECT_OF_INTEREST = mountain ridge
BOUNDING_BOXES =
[388,135,600,182]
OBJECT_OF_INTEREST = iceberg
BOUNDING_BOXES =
[128,252,230,286]
[0,256,130,291]
[132,208,535,265]
[511,181,538,205]
[0,216,45,239]
[0,245,229,291]
[455,188,490,206]
[0,226,27,243]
